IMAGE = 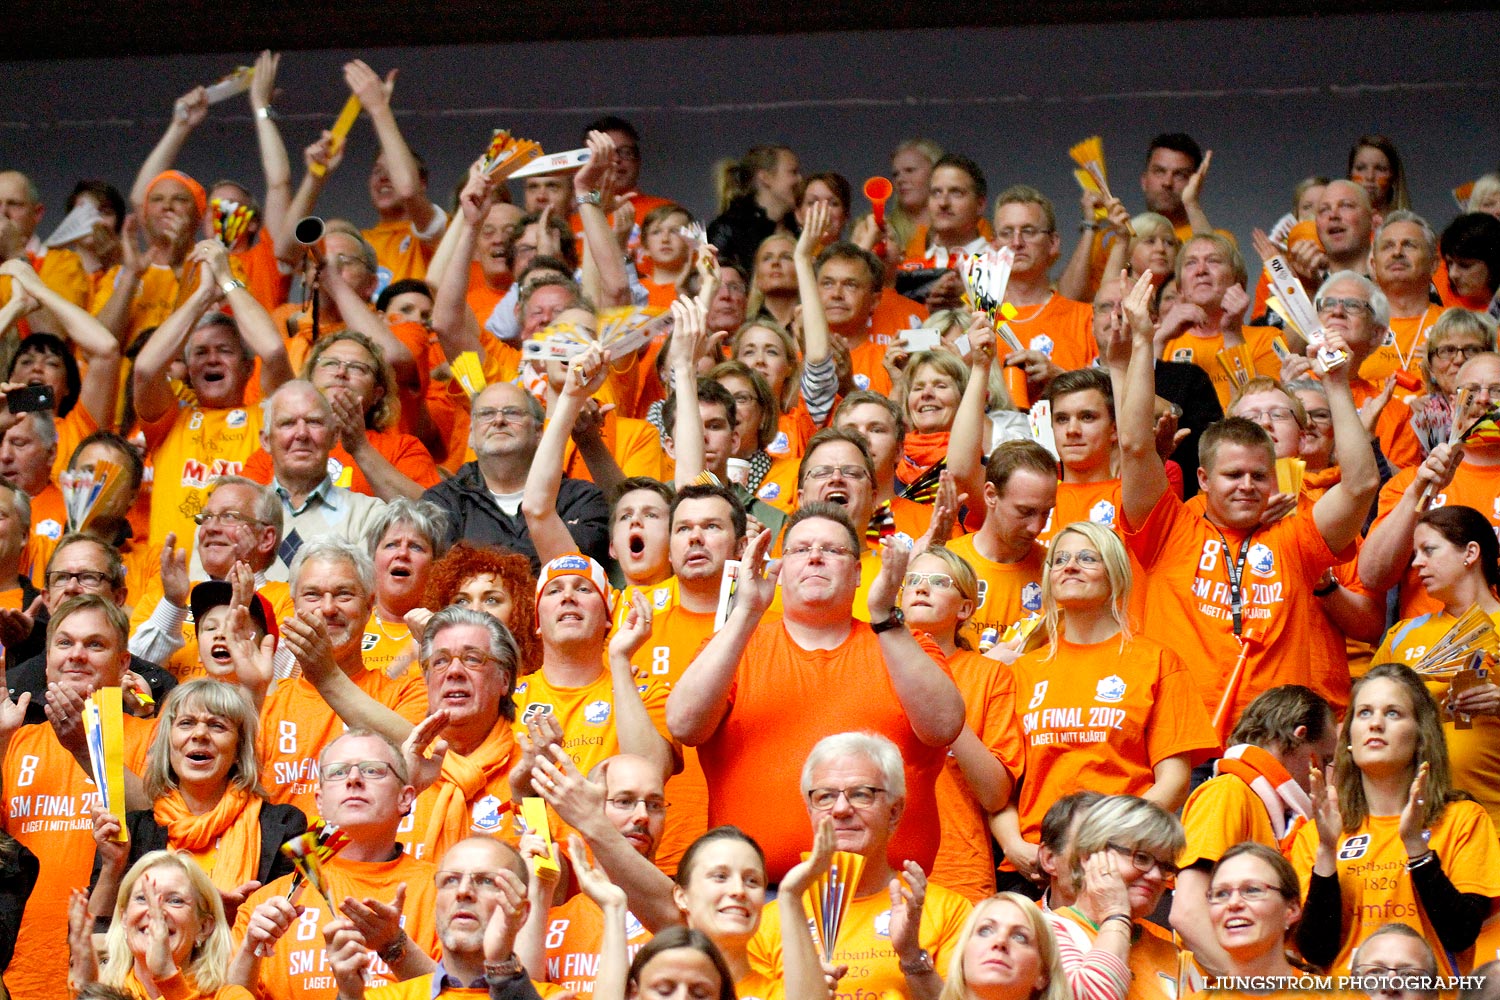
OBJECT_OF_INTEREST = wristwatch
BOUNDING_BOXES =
[255,106,276,121]
[377,933,407,965]
[575,190,603,207]
[871,609,906,634]
[899,949,934,976]
[485,955,526,982]
[220,277,246,295]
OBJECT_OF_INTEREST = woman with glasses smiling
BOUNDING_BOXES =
[1409,309,1497,456]
[995,523,1217,881]
[1186,843,1306,996]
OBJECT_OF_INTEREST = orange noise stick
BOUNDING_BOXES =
[1213,629,1261,742]
[863,176,893,227]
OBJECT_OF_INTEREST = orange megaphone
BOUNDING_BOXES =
[863,176,893,227]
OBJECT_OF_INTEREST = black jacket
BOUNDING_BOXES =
[708,196,796,275]
[90,801,308,894]
[421,462,610,573]
[1154,359,1225,500]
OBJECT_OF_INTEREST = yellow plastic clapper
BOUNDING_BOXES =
[84,687,127,840]
[451,351,488,398]
[312,96,363,177]
[521,797,560,875]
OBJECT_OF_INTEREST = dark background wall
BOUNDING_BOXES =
[2,12,1496,253]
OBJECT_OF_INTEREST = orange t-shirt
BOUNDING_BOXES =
[363,217,438,284]
[770,408,817,463]
[1358,304,1445,385]
[1002,634,1218,843]
[50,403,101,485]
[697,621,951,882]
[234,851,441,1000]
[1290,803,1500,976]
[240,426,442,497]
[1,717,153,1000]
[1350,376,1422,471]
[945,533,1045,650]
[557,414,665,485]
[1373,461,1500,619]
[510,667,672,781]
[1040,478,1121,543]
[256,668,429,818]
[1006,295,1097,373]
[142,403,264,556]
[543,894,654,996]
[1124,488,1340,720]
[1053,908,1184,1000]
[846,340,894,396]
[90,263,183,344]
[360,615,420,680]
[230,232,291,314]
[395,726,521,863]
[1159,325,1283,408]
[466,259,508,325]
[20,481,66,582]
[930,648,1024,901]
[1178,772,1282,869]
[27,247,90,308]
[867,288,930,345]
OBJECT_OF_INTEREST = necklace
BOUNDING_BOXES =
[1004,292,1055,324]
[372,611,411,643]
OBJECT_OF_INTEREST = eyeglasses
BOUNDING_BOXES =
[784,542,858,561]
[193,509,264,528]
[1430,344,1484,362]
[605,796,669,816]
[315,356,376,379]
[807,785,886,810]
[1050,549,1103,569]
[427,647,502,673]
[46,570,112,590]
[995,226,1053,243]
[1314,296,1373,316]
[1456,383,1500,399]
[805,464,870,482]
[333,253,372,272]
[320,760,398,783]
[1106,843,1179,880]
[1305,408,1332,425]
[902,572,955,590]
[1238,406,1298,424]
[1351,966,1437,980]
[436,870,506,892]
[472,406,535,426]
[1207,881,1286,905]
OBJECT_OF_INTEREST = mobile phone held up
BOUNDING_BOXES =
[6,384,55,414]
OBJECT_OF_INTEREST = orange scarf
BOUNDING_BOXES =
[152,786,262,893]
[423,725,520,861]
[898,431,950,485]
[1215,744,1312,851]
[1301,465,1342,503]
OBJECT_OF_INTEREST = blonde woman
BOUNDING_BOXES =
[938,892,1070,1000]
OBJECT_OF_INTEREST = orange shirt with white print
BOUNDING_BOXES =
[1290,801,1500,976]
[543,893,654,997]
[510,667,672,780]
[771,408,818,463]
[847,340,893,396]
[752,458,799,516]
[256,669,428,818]
[395,726,522,863]
[1373,463,1500,620]
[1124,488,1341,721]
[1159,326,1282,409]
[233,851,441,1000]
[1,717,153,1000]
[1359,304,1445,385]
[142,403,264,558]
[128,577,293,683]
[867,287,930,345]
[945,533,1045,650]
[20,481,65,583]
[1350,376,1422,471]
[930,647,1024,901]
[360,616,421,681]
[748,882,972,1000]
[363,217,438,284]
[1002,633,1218,843]
[1375,609,1500,830]
[1039,478,1122,543]
[1007,295,1096,373]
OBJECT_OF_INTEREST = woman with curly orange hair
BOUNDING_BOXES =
[423,542,540,674]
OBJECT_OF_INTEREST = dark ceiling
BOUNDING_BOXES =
[7,0,1493,60]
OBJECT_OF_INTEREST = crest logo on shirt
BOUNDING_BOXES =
[975,580,989,608]
[361,632,379,651]
[1248,543,1275,578]
[399,235,412,254]
[1381,329,1396,346]
[584,700,612,725]
[1089,500,1116,527]
[521,702,554,724]
[1338,834,1371,860]
[853,374,871,391]
[1029,334,1055,357]
[1095,675,1127,703]
[36,518,62,541]
[625,912,645,938]
[226,409,247,428]
[1172,348,1194,363]
[894,532,914,549]
[653,588,671,611]
[471,795,505,832]
[769,431,789,454]
[873,909,892,939]
[1021,582,1042,612]
[1431,493,1448,509]
[757,483,781,501]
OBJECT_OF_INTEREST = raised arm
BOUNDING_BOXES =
[276,133,341,268]
[794,202,831,366]
[1309,333,1379,554]
[130,87,207,208]
[1180,151,1215,236]
[947,316,993,515]
[430,163,490,362]
[344,60,436,233]
[1359,444,1461,591]
[198,240,294,393]
[865,540,964,746]
[130,253,221,423]
[280,611,412,745]
[574,131,630,308]
[318,261,419,390]
[248,51,292,249]
[608,591,675,780]
[1115,270,1170,529]
[523,346,608,565]
[779,819,841,1000]
[1,260,121,428]
[666,525,778,745]
[667,299,709,487]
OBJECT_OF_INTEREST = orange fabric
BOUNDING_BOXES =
[1006,295,1097,372]
[1039,478,1121,543]
[1124,487,1340,720]
[1054,908,1184,1000]
[234,851,441,999]
[558,413,665,484]
[30,247,90,308]
[867,287,930,345]
[697,621,951,882]
[1290,802,1500,975]
[363,217,438,284]
[890,495,937,544]
[510,666,672,780]
[847,340,893,395]
[1350,376,1421,471]
[120,966,254,1000]
[466,259,508,325]
[151,785,262,892]
[128,579,293,683]
[642,276,680,310]
[1002,633,1218,843]
[361,615,420,680]
[256,669,428,818]
[542,893,654,996]
[1374,461,1500,619]
[1179,772,1281,869]
[945,533,1045,650]
[401,723,521,863]
[141,403,264,558]
[751,457,799,515]
[1,717,153,1000]
[20,481,65,582]
[770,407,817,462]
[930,648,1023,901]
[1159,325,1283,408]
[90,264,183,345]
[240,425,441,497]
[623,579,714,876]
[1358,304,1445,385]
[896,431,949,487]
[229,232,290,314]
[50,403,101,487]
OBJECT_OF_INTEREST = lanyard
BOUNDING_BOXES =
[1211,526,1255,639]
